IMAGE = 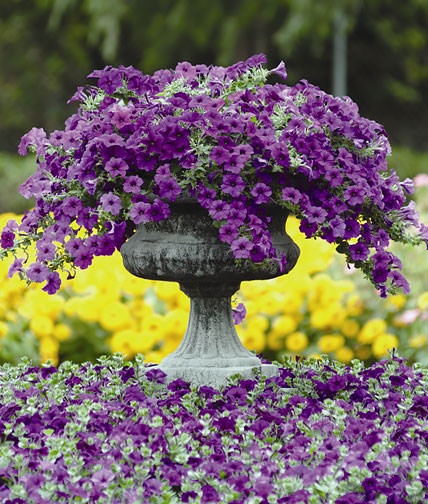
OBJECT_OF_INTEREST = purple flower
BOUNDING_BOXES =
[250,182,272,204]
[36,240,56,261]
[329,215,346,239]
[123,176,143,193]
[1,231,15,249]
[306,205,328,225]
[231,236,253,258]
[373,265,389,284]
[224,155,246,174]
[96,68,122,94]
[26,262,50,282]
[100,192,122,215]
[208,200,228,220]
[65,237,86,257]
[219,223,239,244]
[418,222,428,249]
[388,270,410,294]
[344,219,361,239]
[271,144,290,168]
[129,201,151,224]
[201,484,220,503]
[61,196,84,218]
[105,157,128,178]
[232,303,247,324]
[197,185,217,207]
[270,60,287,80]
[343,186,366,206]
[221,174,246,198]
[92,468,115,485]
[74,247,93,269]
[156,176,182,201]
[210,146,230,165]
[18,127,47,157]
[281,187,302,205]
[349,242,370,261]
[182,491,198,503]
[8,258,24,278]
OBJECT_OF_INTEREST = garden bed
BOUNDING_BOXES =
[0,352,427,503]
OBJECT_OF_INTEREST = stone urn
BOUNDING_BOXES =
[120,193,300,387]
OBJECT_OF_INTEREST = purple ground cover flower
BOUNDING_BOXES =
[0,352,426,503]
[1,54,426,310]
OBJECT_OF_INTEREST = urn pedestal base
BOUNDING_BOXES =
[120,195,299,388]
[151,282,279,388]
[151,363,279,389]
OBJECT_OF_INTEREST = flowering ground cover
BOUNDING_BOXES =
[0,352,427,503]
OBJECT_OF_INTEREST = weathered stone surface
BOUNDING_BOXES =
[120,197,300,387]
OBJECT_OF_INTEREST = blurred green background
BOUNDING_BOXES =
[1,0,427,213]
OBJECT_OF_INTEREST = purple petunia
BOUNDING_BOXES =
[349,241,370,261]
[221,174,246,198]
[1,53,424,301]
[26,262,50,282]
[250,182,272,205]
[230,236,253,258]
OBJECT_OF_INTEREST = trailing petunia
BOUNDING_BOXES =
[0,54,426,305]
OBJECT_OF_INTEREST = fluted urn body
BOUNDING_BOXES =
[120,194,300,387]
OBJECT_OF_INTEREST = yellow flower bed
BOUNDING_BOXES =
[1,213,427,367]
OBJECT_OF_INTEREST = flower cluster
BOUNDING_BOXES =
[0,353,427,503]
[1,54,426,297]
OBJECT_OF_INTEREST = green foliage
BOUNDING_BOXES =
[56,315,112,364]
[0,153,36,213]
[0,316,41,365]
[388,145,428,180]
[1,0,428,153]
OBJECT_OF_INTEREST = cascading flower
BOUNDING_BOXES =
[0,54,426,305]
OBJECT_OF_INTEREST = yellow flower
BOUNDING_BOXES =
[64,297,102,322]
[143,350,164,364]
[30,315,54,338]
[0,321,8,339]
[355,346,371,360]
[39,336,59,366]
[346,294,364,317]
[285,331,308,353]
[100,302,133,331]
[238,329,265,353]
[109,330,135,358]
[341,319,360,338]
[267,332,284,351]
[132,330,160,354]
[121,276,152,297]
[245,314,269,334]
[409,334,426,349]
[417,291,428,311]
[271,315,298,336]
[127,299,151,320]
[53,323,72,341]
[310,303,346,330]
[162,309,188,336]
[385,294,406,310]
[372,333,399,358]
[153,282,181,306]
[358,319,387,344]
[0,300,7,318]
[260,291,287,316]
[17,290,64,320]
[335,346,354,363]
[162,338,181,354]
[318,334,345,353]
[140,313,165,339]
